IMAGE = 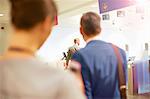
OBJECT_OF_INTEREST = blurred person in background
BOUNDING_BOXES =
[65,38,80,67]
[0,0,85,99]
[70,12,127,99]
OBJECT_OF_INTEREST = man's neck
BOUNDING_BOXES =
[5,30,39,58]
[86,35,100,43]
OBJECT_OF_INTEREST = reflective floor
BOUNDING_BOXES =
[128,93,150,99]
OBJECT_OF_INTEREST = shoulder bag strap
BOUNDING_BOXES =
[111,44,127,99]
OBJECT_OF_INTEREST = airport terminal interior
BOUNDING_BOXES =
[0,0,150,99]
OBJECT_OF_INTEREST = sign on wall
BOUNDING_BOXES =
[99,0,136,14]
[117,10,125,17]
[102,14,110,20]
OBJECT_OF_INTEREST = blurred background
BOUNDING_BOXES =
[0,0,150,62]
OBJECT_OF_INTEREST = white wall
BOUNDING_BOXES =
[37,23,85,62]
[100,4,150,59]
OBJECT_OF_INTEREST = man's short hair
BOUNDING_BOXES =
[80,12,101,37]
[9,0,57,30]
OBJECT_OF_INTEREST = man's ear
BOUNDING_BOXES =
[80,26,86,36]
[80,26,83,35]
[38,16,53,48]
[80,26,86,40]
[42,16,53,33]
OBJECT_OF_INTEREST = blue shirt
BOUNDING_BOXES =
[72,40,127,99]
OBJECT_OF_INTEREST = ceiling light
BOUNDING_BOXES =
[0,14,4,17]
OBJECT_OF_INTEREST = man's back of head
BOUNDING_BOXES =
[80,12,101,38]
[9,0,57,30]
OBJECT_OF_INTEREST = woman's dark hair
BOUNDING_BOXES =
[80,12,101,37]
[9,0,57,29]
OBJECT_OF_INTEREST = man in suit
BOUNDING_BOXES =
[70,12,127,99]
